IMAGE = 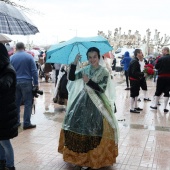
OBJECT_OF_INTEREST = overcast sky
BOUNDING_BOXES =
[8,0,170,46]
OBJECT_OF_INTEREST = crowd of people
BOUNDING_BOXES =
[0,41,170,170]
[118,47,170,114]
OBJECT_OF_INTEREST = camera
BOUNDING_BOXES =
[32,86,43,98]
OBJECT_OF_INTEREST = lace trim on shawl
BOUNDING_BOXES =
[85,85,118,144]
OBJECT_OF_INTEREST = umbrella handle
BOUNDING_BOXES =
[76,43,81,63]
[75,51,82,68]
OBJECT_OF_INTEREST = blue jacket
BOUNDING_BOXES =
[121,52,132,71]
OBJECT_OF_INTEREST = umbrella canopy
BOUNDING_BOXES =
[0,1,39,35]
[0,34,12,43]
[46,36,113,64]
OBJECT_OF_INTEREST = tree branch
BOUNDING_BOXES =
[0,0,43,15]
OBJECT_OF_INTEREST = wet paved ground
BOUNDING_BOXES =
[12,74,170,170]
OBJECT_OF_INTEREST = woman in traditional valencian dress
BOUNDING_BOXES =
[58,47,119,170]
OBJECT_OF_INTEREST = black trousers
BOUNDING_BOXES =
[140,77,147,90]
[125,71,129,87]
[130,80,140,97]
[155,77,170,97]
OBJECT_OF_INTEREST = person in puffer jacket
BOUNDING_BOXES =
[121,51,132,90]
[0,43,18,170]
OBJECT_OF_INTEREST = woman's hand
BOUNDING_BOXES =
[73,53,81,65]
[82,74,89,83]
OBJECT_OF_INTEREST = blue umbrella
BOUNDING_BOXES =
[46,36,113,64]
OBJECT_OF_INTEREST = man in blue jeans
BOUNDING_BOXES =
[0,141,15,170]
[10,42,38,130]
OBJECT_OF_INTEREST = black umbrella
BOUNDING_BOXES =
[0,1,39,35]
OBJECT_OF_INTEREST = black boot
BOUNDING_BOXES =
[0,160,6,170]
[74,166,82,170]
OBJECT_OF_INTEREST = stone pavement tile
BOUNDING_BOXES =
[138,168,156,170]
[142,148,156,158]
[58,163,75,170]
[14,153,30,164]
[41,158,66,169]
[15,163,44,170]
[17,154,64,169]
[140,156,154,168]
[119,164,139,170]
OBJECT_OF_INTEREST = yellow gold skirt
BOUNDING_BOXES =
[58,119,118,169]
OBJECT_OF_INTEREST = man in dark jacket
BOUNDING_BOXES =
[0,43,18,170]
[138,54,151,101]
[128,49,144,113]
[150,47,170,112]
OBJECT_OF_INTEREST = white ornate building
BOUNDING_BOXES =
[98,28,170,56]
